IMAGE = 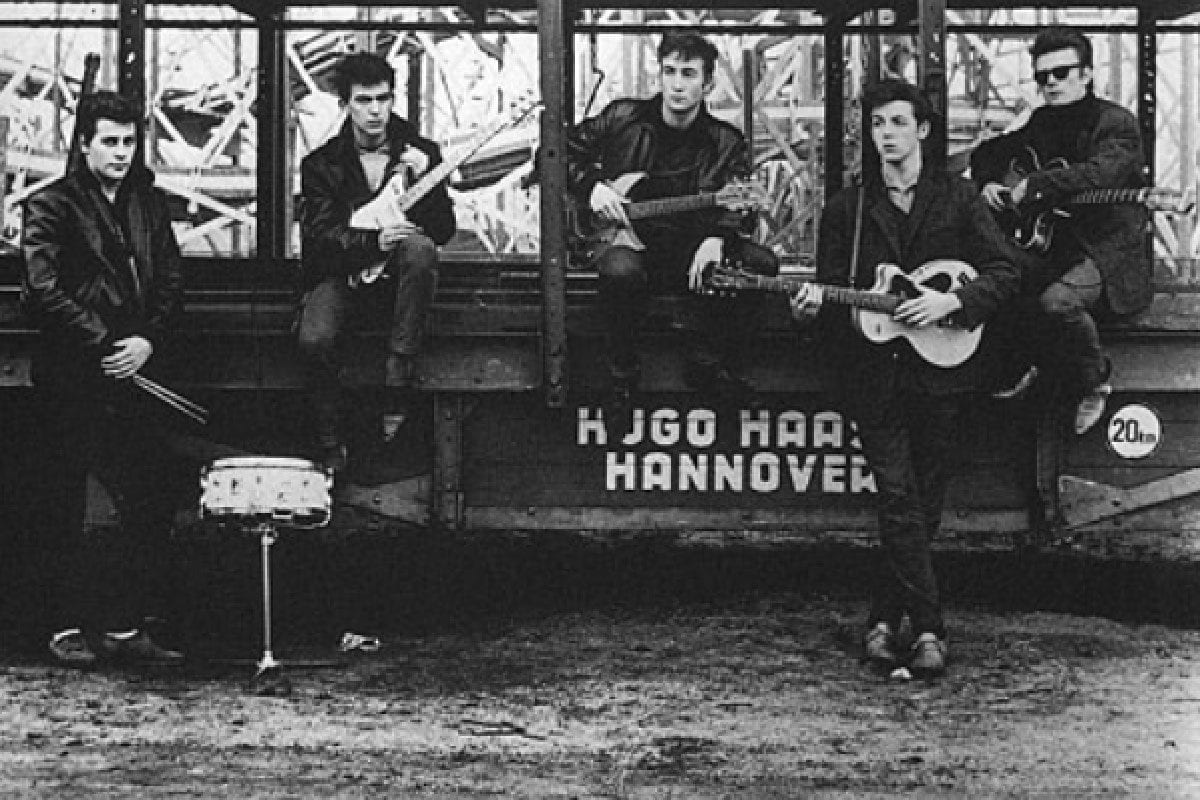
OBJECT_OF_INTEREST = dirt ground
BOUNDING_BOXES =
[2,582,1199,798]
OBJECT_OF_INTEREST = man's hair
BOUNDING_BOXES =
[1030,28,1093,68]
[657,32,719,80]
[862,79,934,126]
[331,52,396,102]
[76,91,141,145]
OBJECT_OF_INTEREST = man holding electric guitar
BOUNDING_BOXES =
[565,32,777,421]
[971,28,1154,435]
[298,53,456,471]
[790,80,1019,677]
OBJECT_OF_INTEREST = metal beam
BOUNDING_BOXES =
[823,17,845,198]
[538,0,571,406]
[919,0,949,165]
[1137,5,1157,184]
[118,0,145,105]
[257,9,288,259]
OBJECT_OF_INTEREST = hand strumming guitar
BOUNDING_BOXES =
[893,288,963,327]
[980,179,1027,211]
[788,283,824,323]
[688,237,724,292]
[589,182,630,226]
[378,219,422,252]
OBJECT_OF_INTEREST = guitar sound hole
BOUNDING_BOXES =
[922,274,953,293]
[889,275,921,299]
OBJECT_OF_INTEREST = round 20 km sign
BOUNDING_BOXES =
[1106,403,1163,460]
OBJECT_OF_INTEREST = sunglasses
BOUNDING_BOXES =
[1034,64,1080,86]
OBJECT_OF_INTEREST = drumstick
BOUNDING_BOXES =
[135,375,208,423]
[132,374,209,425]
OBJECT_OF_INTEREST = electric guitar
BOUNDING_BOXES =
[997,146,1194,254]
[349,97,540,287]
[568,171,768,257]
[703,259,982,368]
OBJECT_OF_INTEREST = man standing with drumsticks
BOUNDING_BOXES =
[21,90,186,666]
[297,52,456,473]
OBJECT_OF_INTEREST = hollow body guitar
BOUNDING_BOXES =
[704,259,981,368]
[572,171,766,255]
[998,146,1194,254]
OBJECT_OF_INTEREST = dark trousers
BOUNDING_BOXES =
[988,256,1107,398]
[297,235,438,441]
[35,387,181,635]
[595,236,778,375]
[853,384,958,638]
[1038,259,1106,394]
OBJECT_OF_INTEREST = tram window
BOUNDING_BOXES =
[0,26,116,255]
[145,22,259,258]
[284,18,541,259]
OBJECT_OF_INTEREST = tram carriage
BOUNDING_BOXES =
[0,0,1199,562]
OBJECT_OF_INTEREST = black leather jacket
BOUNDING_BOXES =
[21,165,182,390]
[300,115,456,291]
[566,95,754,237]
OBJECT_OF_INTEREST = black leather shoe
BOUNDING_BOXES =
[862,622,899,669]
[102,630,184,666]
[908,632,948,678]
[49,628,98,667]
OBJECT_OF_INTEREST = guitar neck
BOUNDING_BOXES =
[735,274,900,313]
[1067,187,1150,206]
[626,193,720,221]
[397,112,522,213]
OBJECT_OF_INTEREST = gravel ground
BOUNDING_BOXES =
[2,590,1198,798]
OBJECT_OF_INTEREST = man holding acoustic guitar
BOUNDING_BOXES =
[565,32,777,422]
[971,28,1153,435]
[298,53,456,472]
[790,80,1019,677]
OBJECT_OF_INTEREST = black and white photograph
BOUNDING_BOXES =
[1,2,1199,796]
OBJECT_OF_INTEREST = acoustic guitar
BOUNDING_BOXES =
[997,146,1194,254]
[703,259,982,368]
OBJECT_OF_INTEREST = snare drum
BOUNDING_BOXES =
[200,456,332,528]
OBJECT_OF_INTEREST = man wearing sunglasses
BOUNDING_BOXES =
[971,28,1151,435]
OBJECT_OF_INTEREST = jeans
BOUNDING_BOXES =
[595,236,778,375]
[297,234,438,440]
[853,383,958,638]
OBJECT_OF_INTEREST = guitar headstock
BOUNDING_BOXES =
[699,260,755,296]
[714,179,769,213]
[502,95,542,127]
[1147,187,1196,216]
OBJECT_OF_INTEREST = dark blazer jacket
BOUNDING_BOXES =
[21,166,182,393]
[811,170,1020,407]
[300,115,456,291]
[970,94,1152,315]
[565,95,753,238]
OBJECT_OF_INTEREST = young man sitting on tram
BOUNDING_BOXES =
[297,52,456,471]
[564,31,778,423]
[790,80,1019,677]
[971,28,1152,435]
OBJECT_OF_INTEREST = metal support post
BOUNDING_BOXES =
[257,10,289,259]
[823,18,845,198]
[433,393,465,528]
[538,0,572,407]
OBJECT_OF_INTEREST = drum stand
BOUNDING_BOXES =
[248,521,288,695]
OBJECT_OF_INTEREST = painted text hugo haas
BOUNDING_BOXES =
[577,406,876,494]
